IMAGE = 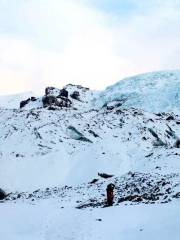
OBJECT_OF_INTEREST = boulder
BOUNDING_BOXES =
[0,188,6,200]
[30,96,37,102]
[20,97,37,108]
[166,115,175,121]
[70,91,80,100]
[42,95,72,108]
[20,98,30,108]
[42,95,57,108]
[175,139,180,148]
[45,87,55,96]
[66,126,92,142]
[98,173,114,179]
[59,88,68,98]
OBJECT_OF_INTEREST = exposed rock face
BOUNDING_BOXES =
[20,97,37,108]
[70,91,80,100]
[43,87,72,109]
[42,84,92,109]
[98,173,114,179]
[175,139,180,148]
[0,188,6,200]
[19,83,94,111]
[42,95,57,107]
[42,95,72,109]
[60,88,68,98]
[66,126,93,142]
[45,87,56,96]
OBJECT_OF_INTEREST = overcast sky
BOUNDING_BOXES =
[0,0,180,95]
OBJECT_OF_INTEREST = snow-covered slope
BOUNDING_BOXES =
[0,103,180,191]
[0,92,36,109]
[1,71,180,240]
[95,70,180,114]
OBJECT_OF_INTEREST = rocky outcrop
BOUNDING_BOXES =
[45,87,56,95]
[175,139,180,148]
[60,88,69,98]
[19,83,93,110]
[66,126,93,143]
[70,91,80,100]
[0,188,6,200]
[148,128,166,147]
[20,97,37,108]
[98,173,114,179]
[42,95,72,108]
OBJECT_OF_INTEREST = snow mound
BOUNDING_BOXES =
[95,70,180,114]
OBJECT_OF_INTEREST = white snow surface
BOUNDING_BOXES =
[1,71,180,239]
[1,200,180,240]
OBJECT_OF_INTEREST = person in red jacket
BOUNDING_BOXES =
[106,183,115,206]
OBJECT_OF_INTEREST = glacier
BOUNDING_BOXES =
[95,70,180,114]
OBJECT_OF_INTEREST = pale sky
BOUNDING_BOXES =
[0,0,180,95]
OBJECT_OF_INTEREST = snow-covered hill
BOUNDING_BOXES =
[95,70,180,114]
[0,70,180,240]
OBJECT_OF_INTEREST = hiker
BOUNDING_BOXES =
[106,183,115,206]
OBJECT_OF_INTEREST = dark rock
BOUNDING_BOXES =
[48,106,57,111]
[148,128,160,139]
[30,97,37,102]
[96,219,102,221]
[20,98,31,108]
[118,195,142,203]
[98,173,114,179]
[45,87,55,95]
[155,113,162,117]
[145,153,153,158]
[88,130,99,138]
[59,88,68,98]
[17,194,21,199]
[70,91,80,100]
[166,115,175,121]
[67,126,92,142]
[166,188,172,194]
[175,139,180,148]
[107,106,114,110]
[42,95,57,107]
[42,95,72,108]
[76,201,104,209]
[89,179,99,184]
[149,118,154,122]
[20,97,37,108]
[161,181,167,186]
[0,188,6,200]
[173,192,180,198]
